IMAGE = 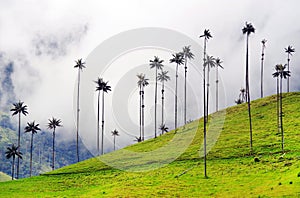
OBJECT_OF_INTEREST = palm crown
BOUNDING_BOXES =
[159,124,169,133]
[137,73,149,87]
[285,45,295,55]
[111,129,119,136]
[102,81,111,93]
[273,64,290,79]
[200,29,212,40]
[169,53,184,65]
[181,45,195,60]
[157,70,170,82]
[204,55,216,68]
[5,144,22,159]
[94,78,105,91]
[10,101,28,116]
[150,56,164,70]
[24,121,41,134]
[242,22,255,35]
[215,58,224,69]
[74,58,86,70]
[47,118,62,130]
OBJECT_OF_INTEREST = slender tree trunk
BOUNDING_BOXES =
[155,68,158,138]
[216,67,219,111]
[203,38,207,178]
[280,77,284,152]
[206,65,210,121]
[276,77,280,136]
[12,157,15,180]
[97,91,100,155]
[113,136,116,151]
[175,64,178,132]
[30,133,33,177]
[139,85,142,139]
[76,69,80,162]
[260,44,265,98]
[287,54,290,93]
[52,128,55,170]
[17,112,20,179]
[184,56,187,124]
[246,35,253,152]
[142,87,145,141]
[101,91,105,155]
[161,81,165,135]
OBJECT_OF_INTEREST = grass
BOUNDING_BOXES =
[0,92,299,197]
[0,172,11,182]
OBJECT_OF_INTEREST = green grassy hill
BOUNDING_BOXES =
[0,93,299,197]
[0,172,11,182]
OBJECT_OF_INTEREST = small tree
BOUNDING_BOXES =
[47,117,62,170]
[111,129,120,151]
[5,144,22,180]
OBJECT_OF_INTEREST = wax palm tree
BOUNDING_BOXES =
[94,77,105,155]
[137,74,145,141]
[199,28,212,178]
[242,22,255,152]
[24,121,41,177]
[170,53,184,132]
[204,55,216,116]
[274,64,281,138]
[5,144,22,180]
[157,70,170,134]
[239,88,247,103]
[181,46,194,124]
[159,124,169,135]
[74,58,85,162]
[101,81,111,155]
[284,45,295,92]
[150,56,164,138]
[10,101,28,179]
[260,39,267,98]
[47,117,62,170]
[215,58,223,111]
[272,64,290,152]
[111,129,120,151]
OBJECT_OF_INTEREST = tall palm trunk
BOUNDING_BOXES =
[76,69,80,162]
[260,44,265,98]
[29,132,33,177]
[161,80,165,134]
[245,35,253,152]
[287,53,290,93]
[12,156,15,180]
[280,76,284,152]
[101,91,105,155]
[113,136,116,151]
[139,85,142,139]
[184,56,187,124]
[17,112,20,179]
[276,77,280,136]
[142,87,145,141]
[154,68,158,138]
[203,38,207,178]
[52,128,55,170]
[97,91,100,155]
[216,66,219,111]
[174,64,178,132]
[206,66,210,118]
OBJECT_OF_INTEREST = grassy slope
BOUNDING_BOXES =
[0,93,299,197]
[0,172,11,182]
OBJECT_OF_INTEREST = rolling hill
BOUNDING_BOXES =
[0,93,299,197]
[0,172,11,182]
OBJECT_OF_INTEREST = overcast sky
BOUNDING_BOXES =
[0,0,299,153]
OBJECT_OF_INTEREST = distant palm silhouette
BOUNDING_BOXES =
[150,56,164,138]
[157,70,170,135]
[137,74,149,141]
[215,58,223,111]
[284,45,295,92]
[100,80,111,155]
[94,77,105,155]
[24,121,41,177]
[239,88,246,103]
[273,64,290,152]
[242,22,255,152]
[47,117,62,170]
[10,101,28,179]
[170,53,184,132]
[5,144,22,180]
[111,129,120,151]
[199,28,212,178]
[260,39,267,98]
[74,58,86,162]
[181,46,194,124]
[159,124,169,135]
